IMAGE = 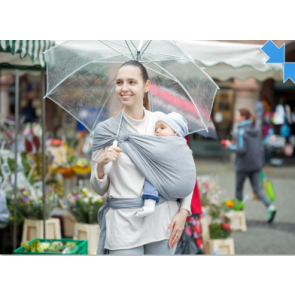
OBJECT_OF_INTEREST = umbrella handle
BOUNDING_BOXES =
[104,140,118,174]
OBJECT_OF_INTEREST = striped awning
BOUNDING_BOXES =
[0,40,54,67]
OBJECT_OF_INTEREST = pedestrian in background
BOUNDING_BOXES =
[21,99,37,124]
[226,108,276,223]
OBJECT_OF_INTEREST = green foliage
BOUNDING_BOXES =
[6,189,57,220]
[21,240,77,253]
[22,240,42,253]
[67,189,106,224]
[209,223,231,239]
[6,193,24,226]
[222,199,244,211]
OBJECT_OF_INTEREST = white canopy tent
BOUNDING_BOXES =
[175,40,284,82]
[53,40,284,82]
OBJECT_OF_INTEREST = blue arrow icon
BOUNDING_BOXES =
[261,40,285,63]
[284,63,295,83]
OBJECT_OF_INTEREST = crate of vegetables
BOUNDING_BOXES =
[13,238,88,255]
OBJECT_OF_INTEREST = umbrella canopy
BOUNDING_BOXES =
[44,40,219,134]
[175,40,284,82]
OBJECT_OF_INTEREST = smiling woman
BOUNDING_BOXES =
[90,60,194,255]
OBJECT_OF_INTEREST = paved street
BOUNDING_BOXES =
[195,157,295,254]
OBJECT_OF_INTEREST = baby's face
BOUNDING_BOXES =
[155,121,177,137]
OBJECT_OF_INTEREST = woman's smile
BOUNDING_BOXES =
[121,94,133,100]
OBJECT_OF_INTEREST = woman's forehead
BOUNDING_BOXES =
[117,66,141,79]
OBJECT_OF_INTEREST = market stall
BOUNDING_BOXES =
[0,40,54,250]
[175,40,283,82]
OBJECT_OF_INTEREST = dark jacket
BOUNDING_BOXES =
[229,119,264,172]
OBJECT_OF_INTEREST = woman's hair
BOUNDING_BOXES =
[238,108,256,125]
[112,61,150,117]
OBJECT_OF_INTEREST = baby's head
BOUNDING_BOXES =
[155,112,189,137]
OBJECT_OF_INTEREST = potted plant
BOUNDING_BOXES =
[6,188,61,243]
[66,188,106,254]
[203,203,235,255]
[221,199,247,232]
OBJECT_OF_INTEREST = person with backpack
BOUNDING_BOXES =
[225,108,276,223]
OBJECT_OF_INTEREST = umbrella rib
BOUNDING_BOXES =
[144,65,177,82]
[138,40,152,60]
[98,41,132,61]
[91,77,117,131]
[124,41,136,60]
[145,56,209,132]
[46,53,124,96]
[107,40,129,50]
[130,41,138,51]
[93,58,184,64]
[148,52,191,61]
[138,40,149,55]
[46,94,92,133]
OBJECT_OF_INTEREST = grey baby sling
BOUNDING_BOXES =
[92,111,196,254]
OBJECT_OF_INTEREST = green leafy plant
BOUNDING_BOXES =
[22,240,77,253]
[209,222,231,239]
[208,203,232,239]
[66,188,106,224]
[222,199,244,211]
[6,188,58,220]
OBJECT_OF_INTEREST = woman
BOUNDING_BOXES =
[90,60,192,255]
[226,108,276,223]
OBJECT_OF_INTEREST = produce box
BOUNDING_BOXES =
[13,238,88,255]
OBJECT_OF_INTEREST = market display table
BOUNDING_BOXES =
[0,222,8,254]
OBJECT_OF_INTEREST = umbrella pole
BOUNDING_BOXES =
[13,69,19,250]
[41,68,46,239]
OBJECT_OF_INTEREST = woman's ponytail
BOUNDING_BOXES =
[143,92,150,111]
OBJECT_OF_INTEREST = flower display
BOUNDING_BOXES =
[222,199,244,211]
[208,203,232,239]
[66,188,106,224]
[6,187,58,220]
[209,222,232,239]
[198,175,223,207]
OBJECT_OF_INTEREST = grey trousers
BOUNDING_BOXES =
[109,239,177,255]
[236,170,271,208]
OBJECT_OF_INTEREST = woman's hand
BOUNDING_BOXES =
[167,208,189,249]
[96,146,122,179]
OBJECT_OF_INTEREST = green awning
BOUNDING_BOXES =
[0,40,55,68]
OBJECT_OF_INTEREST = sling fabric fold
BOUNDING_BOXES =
[96,196,169,254]
[92,111,196,201]
[93,111,196,254]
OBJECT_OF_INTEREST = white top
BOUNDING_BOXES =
[90,108,193,250]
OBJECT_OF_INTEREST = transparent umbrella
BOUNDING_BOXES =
[44,40,219,134]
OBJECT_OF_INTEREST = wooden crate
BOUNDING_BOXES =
[204,237,235,255]
[22,218,61,243]
[73,223,100,255]
[230,211,247,232]
[63,213,77,237]
[200,215,211,239]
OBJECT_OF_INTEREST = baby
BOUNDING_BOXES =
[136,112,189,218]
